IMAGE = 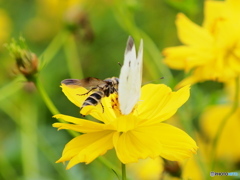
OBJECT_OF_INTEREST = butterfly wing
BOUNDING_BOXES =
[118,36,143,115]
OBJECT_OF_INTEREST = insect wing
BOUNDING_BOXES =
[118,36,143,115]
[61,77,106,89]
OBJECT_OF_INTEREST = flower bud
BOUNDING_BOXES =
[6,38,38,81]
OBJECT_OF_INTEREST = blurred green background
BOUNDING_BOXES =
[2,0,235,180]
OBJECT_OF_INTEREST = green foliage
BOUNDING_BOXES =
[0,0,239,180]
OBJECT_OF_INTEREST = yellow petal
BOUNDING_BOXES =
[61,83,112,118]
[175,76,199,89]
[203,1,239,48]
[201,105,240,160]
[128,158,164,180]
[182,156,204,180]
[80,105,96,115]
[57,130,115,169]
[113,130,162,164]
[112,114,139,132]
[144,124,197,161]
[229,49,240,74]
[136,84,190,124]
[176,13,213,47]
[53,114,105,133]
[61,84,88,107]
[113,123,197,164]
[203,0,225,30]
[227,0,240,19]
[163,45,214,71]
[88,94,118,124]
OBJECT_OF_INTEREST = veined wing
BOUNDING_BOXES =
[61,77,106,89]
[118,36,143,115]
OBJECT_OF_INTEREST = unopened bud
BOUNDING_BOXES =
[6,37,38,81]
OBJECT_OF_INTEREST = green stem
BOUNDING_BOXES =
[0,100,71,179]
[210,77,239,171]
[0,76,24,102]
[64,34,84,79]
[20,100,40,180]
[33,77,79,137]
[178,108,207,179]
[98,157,121,177]
[39,30,70,70]
[122,163,126,180]
[34,78,59,115]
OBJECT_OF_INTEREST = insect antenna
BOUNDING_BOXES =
[117,62,122,67]
[142,77,164,85]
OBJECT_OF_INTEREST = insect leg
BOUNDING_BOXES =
[113,87,118,93]
[77,87,97,96]
[100,101,104,113]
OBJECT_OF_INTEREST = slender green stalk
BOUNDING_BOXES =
[210,77,239,171]
[64,34,84,79]
[20,100,40,180]
[34,78,59,115]
[98,157,121,177]
[0,76,24,102]
[178,108,207,179]
[122,163,126,180]
[0,100,71,179]
[33,77,79,137]
[0,152,18,180]
[39,30,70,70]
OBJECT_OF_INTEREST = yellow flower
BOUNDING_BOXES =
[163,0,240,87]
[182,156,205,180]
[0,9,11,47]
[201,105,240,161]
[53,83,197,169]
[128,157,164,180]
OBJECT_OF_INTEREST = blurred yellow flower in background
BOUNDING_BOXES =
[163,0,240,87]
[182,156,205,180]
[0,9,11,48]
[25,0,87,41]
[53,83,197,169]
[128,157,163,180]
[201,105,240,162]
[127,154,205,180]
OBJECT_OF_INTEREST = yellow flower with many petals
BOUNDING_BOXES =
[163,0,240,87]
[53,83,197,169]
[201,105,240,161]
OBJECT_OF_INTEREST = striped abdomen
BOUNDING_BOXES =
[82,91,104,107]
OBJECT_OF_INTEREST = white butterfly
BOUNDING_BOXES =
[118,36,143,115]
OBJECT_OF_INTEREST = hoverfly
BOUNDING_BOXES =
[61,77,119,112]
